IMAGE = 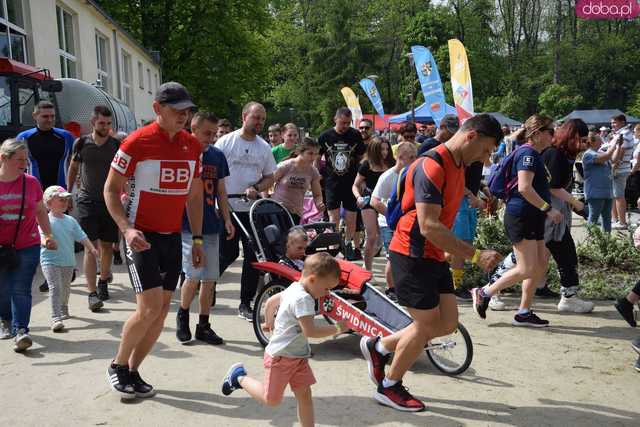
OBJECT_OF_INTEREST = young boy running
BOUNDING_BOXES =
[221,252,346,427]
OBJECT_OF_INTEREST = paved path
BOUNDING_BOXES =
[1,252,638,426]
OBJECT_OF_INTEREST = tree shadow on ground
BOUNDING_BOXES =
[487,322,638,341]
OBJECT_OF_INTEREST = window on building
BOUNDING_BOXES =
[0,0,27,63]
[95,32,111,93]
[154,72,159,91]
[147,68,152,94]
[137,61,144,89]
[121,50,133,107]
[56,5,76,78]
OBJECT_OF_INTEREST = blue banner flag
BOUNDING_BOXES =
[359,78,385,119]
[411,45,446,127]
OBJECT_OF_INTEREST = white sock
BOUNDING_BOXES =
[382,377,398,388]
[375,339,391,356]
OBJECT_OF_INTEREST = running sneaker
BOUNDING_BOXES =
[0,320,13,340]
[130,370,156,398]
[195,323,223,345]
[97,279,110,301]
[512,311,549,328]
[614,298,637,327]
[374,381,425,412]
[51,321,64,332]
[557,296,594,313]
[471,288,490,319]
[221,363,247,396]
[13,329,32,352]
[384,288,398,303]
[612,221,628,230]
[238,304,253,322]
[88,292,104,312]
[176,310,192,344]
[106,363,135,400]
[360,336,390,386]
[113,250,123,265]
[535,286,559,299]
[489,294,507,311]
[632,337,640,354]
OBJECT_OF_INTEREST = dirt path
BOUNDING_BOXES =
[0,254,638,426]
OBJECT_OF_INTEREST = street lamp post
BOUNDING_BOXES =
[405,53,415,124]
[365,74,379,133]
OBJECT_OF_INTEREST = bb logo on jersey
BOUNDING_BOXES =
[159,161,192,190]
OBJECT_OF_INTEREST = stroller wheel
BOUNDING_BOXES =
[253,281,288,347]
[425,322,473,375]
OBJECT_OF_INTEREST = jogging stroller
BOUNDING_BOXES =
[230,197,473,375]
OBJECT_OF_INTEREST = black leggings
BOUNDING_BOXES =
[219,211,259,306]
[545,226,579,289]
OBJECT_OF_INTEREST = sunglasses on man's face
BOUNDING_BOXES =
[359,126,371,130]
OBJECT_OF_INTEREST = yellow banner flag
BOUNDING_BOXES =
[340,87,363,127]
[448,39,474,123]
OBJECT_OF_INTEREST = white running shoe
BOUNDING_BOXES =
[51,321,64,332]
[612,221,628,230]
[557,296,594,313]
[489,294,507,311]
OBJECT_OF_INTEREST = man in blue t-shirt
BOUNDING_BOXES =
[176,112,235,345]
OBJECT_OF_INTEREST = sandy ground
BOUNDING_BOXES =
[1,243,639,427]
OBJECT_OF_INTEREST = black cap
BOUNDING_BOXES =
[155,82,196,110]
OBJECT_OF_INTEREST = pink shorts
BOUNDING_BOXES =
[263,353,316,403]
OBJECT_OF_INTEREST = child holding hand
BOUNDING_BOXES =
[222,252,346,427]
[40,186,98,331]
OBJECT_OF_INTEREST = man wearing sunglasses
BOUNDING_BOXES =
[359,119,374,145]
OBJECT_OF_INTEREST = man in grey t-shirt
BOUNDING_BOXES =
[67,105,120,310]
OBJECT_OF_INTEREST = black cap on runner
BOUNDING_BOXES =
[155,82,196,110]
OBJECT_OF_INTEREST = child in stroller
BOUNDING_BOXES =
[279,227,308,272]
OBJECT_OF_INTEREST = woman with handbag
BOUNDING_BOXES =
[0,138,57,352]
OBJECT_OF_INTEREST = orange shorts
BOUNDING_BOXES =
[263,353,316,403]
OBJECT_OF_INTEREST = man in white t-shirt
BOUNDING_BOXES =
[216,102,277,320]
[370,142,417,300]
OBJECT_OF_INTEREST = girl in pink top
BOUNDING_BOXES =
[272,138,325,224]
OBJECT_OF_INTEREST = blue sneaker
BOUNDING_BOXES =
[222,363,246,396]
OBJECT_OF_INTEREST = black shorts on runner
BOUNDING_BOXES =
[125,232,182,294]
[503,210,545,244]
[325,182,358,212]
[77,198,119,243]
[389,251,454,310]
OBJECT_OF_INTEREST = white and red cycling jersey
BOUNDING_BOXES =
[110,122,201,233]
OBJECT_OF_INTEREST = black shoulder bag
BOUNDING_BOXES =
[0,175,26,271]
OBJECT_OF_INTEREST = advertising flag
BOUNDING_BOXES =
[340,87,363,127]
[411,45,446,127]
[358,78,385,119]
[448,39,474,123]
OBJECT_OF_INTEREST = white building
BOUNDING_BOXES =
[0,0,161,124]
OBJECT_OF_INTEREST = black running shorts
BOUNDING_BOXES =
[389,251,454,310]
[503,210,545,244]
[325,180,358,212]
[77,198,119,243]
[125,232,182,293]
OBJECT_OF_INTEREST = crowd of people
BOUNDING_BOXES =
[1,81,639,423]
